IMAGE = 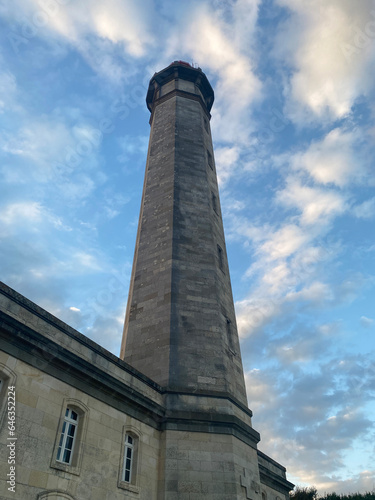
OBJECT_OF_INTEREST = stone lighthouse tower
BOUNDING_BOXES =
[120,61,246,403]
[120,61,293,499]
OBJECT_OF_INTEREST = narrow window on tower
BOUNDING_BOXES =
[217,245,224,272]
[211,192,218,214]
[207,150,213,170]
[203,117,209,134]
[226,317,236,355]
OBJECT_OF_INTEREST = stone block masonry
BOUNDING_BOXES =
[121,62,248,407]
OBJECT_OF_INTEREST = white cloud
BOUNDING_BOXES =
[353,198,375,219]
[244,369,278,413]
[163,2,261,145]
[228,181,344,337]
[215,146,240,185]
[290,128,362,187]
[259,224,310,259]
[1,118,75,174]
[0,201,43,225]
[23,0,156,55]
[89,0,155,56]
[245,352,375,494]
[360,316,374,328]
[117,134,149,166]
[86,309,124,353]
[236,295,281,338]
[286,281,334,305]
[0,201,71,234]
[1,113,106,201]
[274,0,375,122]
[235,280,334,339]
[2,0,156,84]
[73,252,102,272]
[231,202,348,338]
[277,179,347,225]
[0,70,17,113]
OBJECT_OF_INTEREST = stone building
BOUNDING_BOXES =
[0,62,294,499]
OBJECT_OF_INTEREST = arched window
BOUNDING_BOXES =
[118,428,141,493]
[123,433,135,483]
[37,491,75,500]
[51,399,89,476]
[0,364,16,429]
[56,407,79,465]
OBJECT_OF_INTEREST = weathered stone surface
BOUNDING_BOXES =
[121,62,248,406]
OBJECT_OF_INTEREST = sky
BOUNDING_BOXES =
[0,0,374,494]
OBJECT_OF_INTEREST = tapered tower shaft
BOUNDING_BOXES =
[121,62,247,406]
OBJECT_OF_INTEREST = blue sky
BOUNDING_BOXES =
[1,0,375,494]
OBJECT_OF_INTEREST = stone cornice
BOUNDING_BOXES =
[162,410,260,448]
[164,388,253,418]
[258,463,295,495]
[0,281,161,391]
[0,306,260,448]
[0,311,165,428]
[0,281,253,417]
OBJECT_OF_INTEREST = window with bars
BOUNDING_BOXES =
[56,408,78,465]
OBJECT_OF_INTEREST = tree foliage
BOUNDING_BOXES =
[290,486,375,500]
[290,486,318,500]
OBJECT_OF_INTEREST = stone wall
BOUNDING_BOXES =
[0,282,163,499]
[0,352,160,500]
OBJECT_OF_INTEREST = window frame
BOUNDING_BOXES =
[0,364,17,429]
[118,426,141,494]
[37,491,75,500]
[122,433,135,483]
[50,399,89,476]
[56,407,79,465]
